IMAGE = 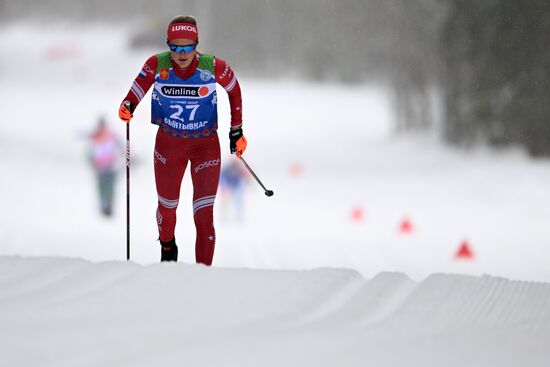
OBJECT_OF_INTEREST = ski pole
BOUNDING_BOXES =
[125,106,131,261]
[238,156,274,197]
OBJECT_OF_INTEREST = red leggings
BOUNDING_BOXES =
[154,128,221,265]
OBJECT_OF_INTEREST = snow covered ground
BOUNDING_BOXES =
[1,22,550,366]
[2,256,550,366]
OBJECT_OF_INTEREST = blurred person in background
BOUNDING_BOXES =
[119,15,247,264]
[88,117,122,217]
[219,158,248,222]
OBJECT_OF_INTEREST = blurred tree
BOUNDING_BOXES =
[12,0,550,155]
[379,0,448,133]
[441,0,550,156]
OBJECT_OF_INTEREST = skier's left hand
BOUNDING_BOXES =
[229,127,247,157]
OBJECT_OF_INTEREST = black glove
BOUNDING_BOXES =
[229,127,247,157]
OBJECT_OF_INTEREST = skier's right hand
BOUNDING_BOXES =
[119,102,134,123]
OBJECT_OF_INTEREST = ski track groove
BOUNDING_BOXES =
[526,282,550,332]
[489,277,516,327]
[463,275,498,327]
[449,277,550,331]
[473,276,503,327]
[311,273,418,329]
[2,257,550,338]
[465,278,487,327]
[283,272,550,334]
[43,262,144,308]
[451,275,479,328]
[508,281,537,330]
[471,275,498,326]
[292,275,365,326]
[513,281,539,329]
[497,277,519,327]
[357,274,417,328]
[0,261,143,317]
[437,275,479,330]
[0,257,92,302]
[498,280,527,327]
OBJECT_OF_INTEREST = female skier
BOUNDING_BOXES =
[119,15,247,264]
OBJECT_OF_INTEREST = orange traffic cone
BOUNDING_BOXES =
[455,240,475,260]
[399,217,414,234]
[289,163,303,177]
[351,206,365,222]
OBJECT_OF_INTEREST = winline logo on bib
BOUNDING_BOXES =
[161,85,210,98]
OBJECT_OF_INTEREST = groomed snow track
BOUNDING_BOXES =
[1,256,549,367]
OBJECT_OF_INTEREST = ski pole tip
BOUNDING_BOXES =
[265,190,274,197]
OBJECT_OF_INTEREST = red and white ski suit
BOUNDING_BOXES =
[122,53,242,265]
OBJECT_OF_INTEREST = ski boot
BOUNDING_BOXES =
[160,238,178,262]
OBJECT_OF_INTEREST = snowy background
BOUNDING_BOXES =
[1,20,550,367]
[1,23,549,281]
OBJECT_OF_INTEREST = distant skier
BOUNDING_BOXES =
[88,117,122,216]
[219,158,248,221]
[118,15,247,264]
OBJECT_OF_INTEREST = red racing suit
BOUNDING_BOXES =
[122,52,242,265]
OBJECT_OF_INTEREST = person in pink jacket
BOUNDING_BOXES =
[89,117,121,217]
